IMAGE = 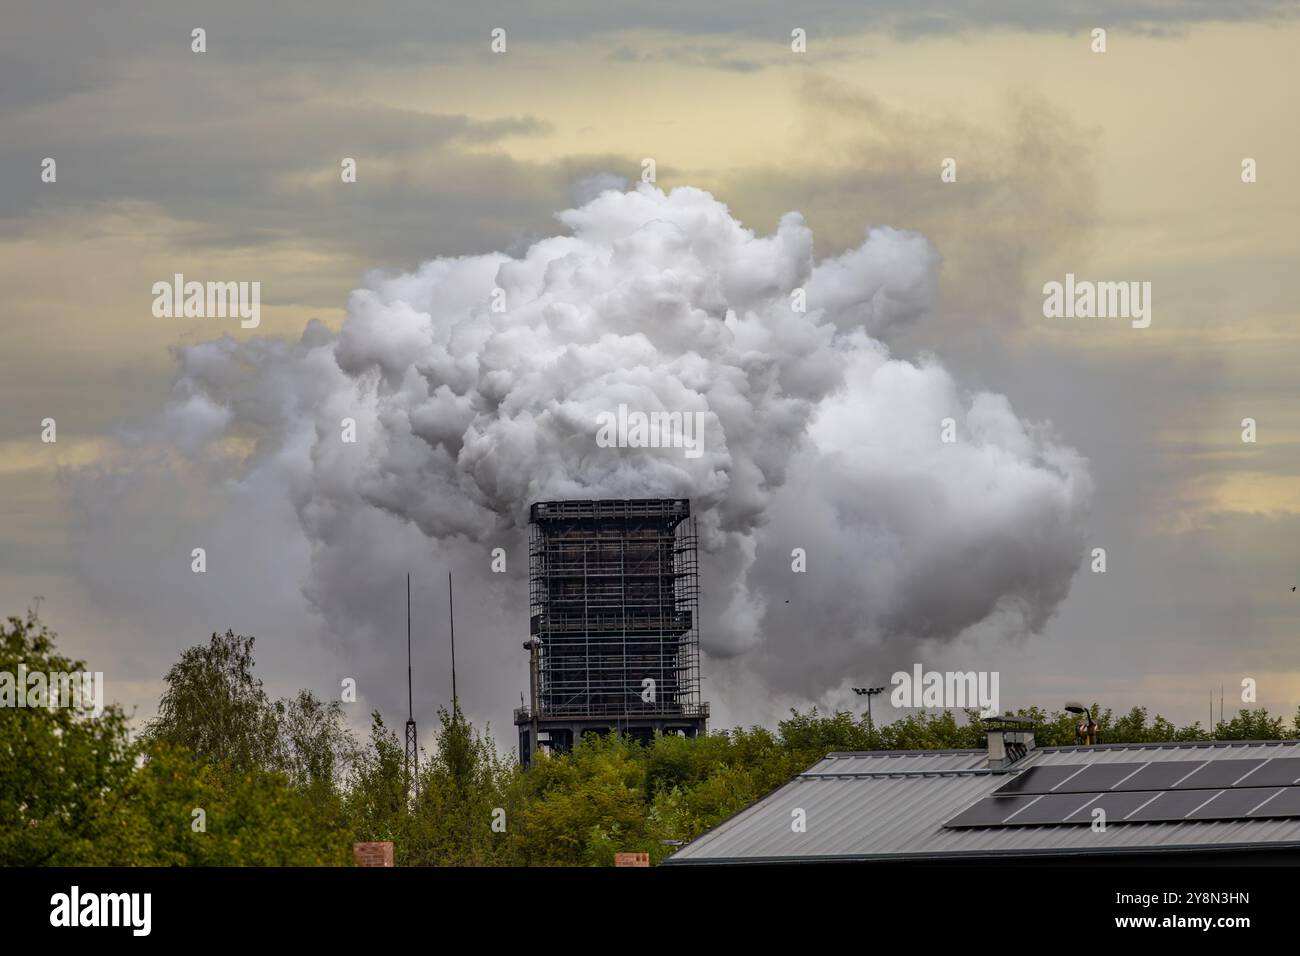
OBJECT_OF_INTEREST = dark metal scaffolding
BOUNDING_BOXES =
[515,498,708,764]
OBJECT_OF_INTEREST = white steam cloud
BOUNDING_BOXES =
[129,184,1091,719]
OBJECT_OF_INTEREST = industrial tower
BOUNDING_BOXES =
[515,498,708,766]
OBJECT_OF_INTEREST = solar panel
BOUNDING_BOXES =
[1110,761,1205,791]
[1048,763,1147,793]
[992,757,1300,796]
[1248,785,1300,817]
[1234,757,1300,788]
[1180,759,1258,790]
[944,796,1036,827]
[992,765,1093,795]
[1063,789,1160,822]
[1122,789,1219,821]
[946,785,1300,827]
[1186,787,1284,820]
[1003,793,1104,825]
[1174,759,1266,789]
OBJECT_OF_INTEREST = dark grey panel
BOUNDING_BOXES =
[992,765,1090,795]
[1003,793,1104,825]
[1064,790,1162,823]
[1112,761,1205,791]
[947,786,1300,827]
[988,758,1300,797]
[1186,787,1284,820]
[1049,763,1147,793]
[943,796,1036,828]
[1125,789,1224,821]
[1175,760,1267,790]
[1235,758,1300,788]
[1248,786,1300,817]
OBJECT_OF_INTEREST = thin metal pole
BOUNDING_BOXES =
[405,572,418,795]
[448,571,457,710]
[407,573,412,720]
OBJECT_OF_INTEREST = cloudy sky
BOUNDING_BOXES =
[3,2,1298,747]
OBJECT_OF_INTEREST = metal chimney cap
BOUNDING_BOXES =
[981,714,1032,726]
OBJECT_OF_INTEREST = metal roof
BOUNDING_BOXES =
[665,739,1300,863]
[804,749,988,776]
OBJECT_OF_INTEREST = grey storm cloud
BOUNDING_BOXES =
[102,184,1092,709]
[4,1,1296,114]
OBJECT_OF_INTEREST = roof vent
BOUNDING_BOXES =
[984,715,1035,771]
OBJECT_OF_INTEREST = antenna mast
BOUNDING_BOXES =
[448,571,458,712]
[404,573,418,796]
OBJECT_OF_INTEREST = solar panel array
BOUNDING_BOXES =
[943,757,1300,829]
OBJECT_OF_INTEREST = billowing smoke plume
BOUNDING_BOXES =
[132,184,1090,725]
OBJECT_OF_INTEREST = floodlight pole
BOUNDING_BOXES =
[853,685,887,728]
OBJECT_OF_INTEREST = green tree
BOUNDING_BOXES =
[402,705,515,865]
[146,630,280,776]
[1215,708,1290,741]
[91,742,350,866]
[343,713,407,847]
[4,612,352,866]
[777,707,876,754]
[0,612,138,866]
[506,734,648,866]
[276,690,358,795]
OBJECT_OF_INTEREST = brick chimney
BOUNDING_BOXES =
[353,842,395,867]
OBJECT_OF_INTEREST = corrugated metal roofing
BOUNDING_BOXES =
[804,749,988,776]
[665,739,1300,863]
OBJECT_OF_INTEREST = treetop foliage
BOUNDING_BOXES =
[6,610,1300,866]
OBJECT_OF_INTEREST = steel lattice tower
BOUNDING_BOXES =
[404,573,418,796]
